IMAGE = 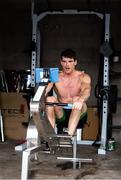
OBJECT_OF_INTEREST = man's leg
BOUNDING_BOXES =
[68,103,87,136]
[46,96,64,128]
[68,109,82,135]
[44,96,64,151]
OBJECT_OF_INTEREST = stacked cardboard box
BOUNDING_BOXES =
[83,107,99,140]
[0,92,29,140]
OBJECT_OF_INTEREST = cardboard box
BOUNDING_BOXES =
[82,107,99,140]
[0,92,29,140]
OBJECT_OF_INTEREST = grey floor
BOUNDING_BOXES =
[0,140,121,179]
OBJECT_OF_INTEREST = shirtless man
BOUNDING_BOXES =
[45,49,91,136]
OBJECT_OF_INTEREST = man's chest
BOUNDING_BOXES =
[55,77,82,94]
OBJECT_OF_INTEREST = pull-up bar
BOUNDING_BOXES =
[37,10,104,22]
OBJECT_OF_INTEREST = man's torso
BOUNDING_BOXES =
[54,70,85,103]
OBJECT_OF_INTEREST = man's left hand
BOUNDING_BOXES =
[72,97,84,110]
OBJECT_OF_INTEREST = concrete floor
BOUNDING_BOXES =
[0,140,121,179]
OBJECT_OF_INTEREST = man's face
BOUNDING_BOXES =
[60,56,77,74]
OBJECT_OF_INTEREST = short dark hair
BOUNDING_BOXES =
[60,49,76,60]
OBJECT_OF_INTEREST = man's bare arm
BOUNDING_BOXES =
[79,73,91,103]
[72,73,91,110]
[45,82,54,97]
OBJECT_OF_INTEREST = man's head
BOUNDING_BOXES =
[60,49,77,74]
[60,49,76,60]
